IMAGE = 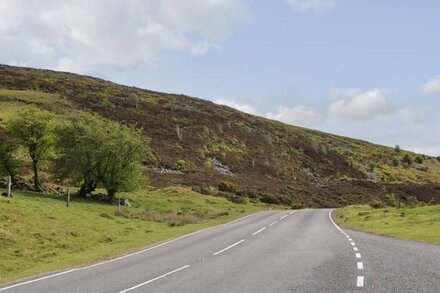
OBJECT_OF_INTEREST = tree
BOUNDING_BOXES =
[0,129,20,187]
[56,112,151,201]
[96,121,151,201]
[394,145,401,154]
[401,154,413,167]
[55,113,104,197]
[7,107,55,191]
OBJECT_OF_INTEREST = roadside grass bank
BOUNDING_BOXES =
[0,187,277,284]
[336,205,440,244]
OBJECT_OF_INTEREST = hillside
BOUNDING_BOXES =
[1,64,439,207]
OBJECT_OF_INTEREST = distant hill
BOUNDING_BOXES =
[0,64,439,207]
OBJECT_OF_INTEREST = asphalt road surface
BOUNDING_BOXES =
[1,209,440,292]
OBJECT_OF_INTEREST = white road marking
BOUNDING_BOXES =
[351,242,356,246]
[269,220,278,226]
[357,276,364,287]
[348,238,352,241]
[353,247,359,251]
[252,227,266,236]
[357,262,364,270]
[213,239,246,256]
[280,215,288,220]
[289,211,295,215]
[119,265,190,293]
[356,253,362,258]
[0,211,265,291]
[346,235,350,238]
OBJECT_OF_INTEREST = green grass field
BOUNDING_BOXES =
[0,187,274,284]
[336,205,440,244]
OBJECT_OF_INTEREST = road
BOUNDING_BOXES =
[1,209,440,292]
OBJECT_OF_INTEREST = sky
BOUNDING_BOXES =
[0,0,439,155]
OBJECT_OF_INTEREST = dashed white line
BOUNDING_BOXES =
[357,262,364,270]
[348,238,352,241]
[119,265,190,293]
[0,211,266,291]
[280,215,288,220]
[213,239,246,256]
[357,276,364,287]
[289,211,295,215]
[356,253,362,258]
[269,220,278,226]
[346,235,350,238]
[252,227,266,236]
[353,247,359,251]
[351,242,356,246]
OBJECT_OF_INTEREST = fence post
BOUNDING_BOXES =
[7,175,12,198]
[66,188,70,207]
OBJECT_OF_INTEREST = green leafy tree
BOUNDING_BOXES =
[0,129,20,187]
[55,113,104,197]
[56,112,151,201]
[7,107,55,191]
[96,121,151,201]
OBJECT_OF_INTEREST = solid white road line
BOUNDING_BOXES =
[357,262,364,270]
[0,211,267,291]
[280,215,288,220]
[119,265,190,293]
[252,227,266,236]
[269,220,278,226]
[357,276,364,287]
[356,253,362,258]
[213,239,246,256]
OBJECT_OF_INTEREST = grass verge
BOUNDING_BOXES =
[336,205,440,244]
[0,186,276,284]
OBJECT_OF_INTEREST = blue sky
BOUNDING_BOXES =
[1,0,439,155]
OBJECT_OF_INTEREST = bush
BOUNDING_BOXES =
[290,202,304,209]
[218,181,239,194]
[218,191,247,204]
[369,199,386,209]
[394,145,401,154]
[173,159,187,172]
[401,154,413,166]
[392,157,400,167]
[128,93,139,108]
[437,156,440,162]
[414,155,424,164]
[260,194,281,205]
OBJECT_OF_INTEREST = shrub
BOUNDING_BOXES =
[102,97,113,109]
[437,156,440,162]
[290,202,304,209]
[260,194,281,205]
[401,154,413,166]
[369,199,386,209]
[218,192,247,204]
[414,155,424,164]
[394,145,401,154]
[218,181,239,194]
[392,157,400,167]
[128,93,139,108]
[173,159,187,172]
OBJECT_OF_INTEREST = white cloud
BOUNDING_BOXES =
[215,99,323,127]
[285,0,336,14]
[397,107,432,124]
[420,76,440,95]
[0,0,248,72]
[266,105,324,127]
[214,99,258,115]
[328,88,395,121]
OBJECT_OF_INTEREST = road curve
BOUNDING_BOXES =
[1,209,439,292]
